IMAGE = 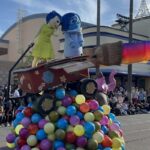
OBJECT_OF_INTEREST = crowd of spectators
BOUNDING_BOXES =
[108,86,150,116]
[0,84,22,127]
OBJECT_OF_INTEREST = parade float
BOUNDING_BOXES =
[5,10,150,150]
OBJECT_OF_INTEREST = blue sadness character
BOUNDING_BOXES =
[61,13,84,58]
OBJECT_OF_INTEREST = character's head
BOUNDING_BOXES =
[46,11,61,28]
[61,12,81,32]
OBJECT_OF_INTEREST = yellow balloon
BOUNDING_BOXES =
[112,138,122,149]
[74,125,85,136]
[15,124,24,135]
[31,148,40,150]
[27,135,37,146]
[75,94,86,105]
[44,123,55,134]
[102,105,111,115]
[93,132,104,143]
[67,125,74,132]
[84,112,95,122]
[48,133,55,141]
[6,142,15,148]
[112,148,122,150]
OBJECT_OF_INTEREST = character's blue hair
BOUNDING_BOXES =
[46,11,61,24]
[61,12,81,31]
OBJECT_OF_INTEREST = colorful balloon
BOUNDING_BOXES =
[27,135,37,146]
[39,139,52,150]
[102,105,111,115]
[6,133,16,143]
[74,125,85,136]
[75,95,86,105]
[44,122,55,134]
[15,124,24,135]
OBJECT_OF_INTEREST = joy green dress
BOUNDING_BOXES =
[32,24,55,59]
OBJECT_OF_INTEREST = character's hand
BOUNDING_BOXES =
[70,41,76,48]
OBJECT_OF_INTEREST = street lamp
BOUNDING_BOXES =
[96,0,101,77]
[128,0,134,103]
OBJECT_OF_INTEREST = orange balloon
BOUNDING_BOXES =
[101,135,112,147]
[28,124,39,135]
[79,102,90,113]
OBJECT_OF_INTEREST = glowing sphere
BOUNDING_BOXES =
[75,94,86,105]
[74,125,85,136]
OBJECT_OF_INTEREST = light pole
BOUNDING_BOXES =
[96,0,101,77]
[128,0,133,103]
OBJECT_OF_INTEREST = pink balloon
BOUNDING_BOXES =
[100,116,109,125]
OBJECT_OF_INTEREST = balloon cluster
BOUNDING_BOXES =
[6,88,125,150]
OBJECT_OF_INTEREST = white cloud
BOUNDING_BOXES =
[11,0,110,24]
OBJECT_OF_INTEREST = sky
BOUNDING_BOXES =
[0,0,150,37]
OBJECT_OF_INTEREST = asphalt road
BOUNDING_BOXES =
[0,114,150,150]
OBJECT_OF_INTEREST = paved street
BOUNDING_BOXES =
[0,114,150,150]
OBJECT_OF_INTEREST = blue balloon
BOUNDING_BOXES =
[36,129,47,140]
[17,106,25,111]
[12,119,19,128]
[69,90,78,97]
[31,113,42,123]
[55,88,65,99]
[66,105,77,116]
[101,125,108,134]
[54,140,64,149]
[98,144,104,150]
[84,122,95,134]
[98,106,104,112]
[28,102,33,107]
[103,148,112,150]
[76,111,83,119]
[57,118,68,129]
[16,112,24,122]
[109,113,116,121]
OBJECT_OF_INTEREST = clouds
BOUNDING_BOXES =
[11,0,110,24]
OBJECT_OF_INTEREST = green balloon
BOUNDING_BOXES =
[108,130,120,139]
[87,139,98,150]
[94,110,103,121]
[55,129,66,140]
[49,111,59,122]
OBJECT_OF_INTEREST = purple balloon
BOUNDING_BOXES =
[6,133,16,143]
[38,119,48,129]
[21,117,31,127]
[62,96,72,107]
[69,115,80,126]
[21,145,31,150]
[57,147,66,150]
[40,139,52,150]
[76,136,87,147]
[19,128,29,139]
[89,100,99,110]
